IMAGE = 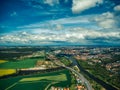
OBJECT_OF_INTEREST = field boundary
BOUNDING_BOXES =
[5,82,18,90]
[45,82,58,90]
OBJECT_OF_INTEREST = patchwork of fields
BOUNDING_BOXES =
[0,57,59,77]
[0,70,71,90]
[0,53,71,90]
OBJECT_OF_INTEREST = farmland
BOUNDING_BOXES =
[0,58,44,69]
[0,60,8,64]
[0,69,16,77]
[0,69,71,90]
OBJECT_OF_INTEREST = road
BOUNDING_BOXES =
[66,56,118,90]
[63,65,93,90]
[48,53,93,90]
[65,56,93,90]
[53,57,93,90]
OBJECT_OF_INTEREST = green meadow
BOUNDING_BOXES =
[0,58,44,69]
[0,69,71,90]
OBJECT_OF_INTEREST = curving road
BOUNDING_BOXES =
[63,65,93,90]
[53,57,93,90]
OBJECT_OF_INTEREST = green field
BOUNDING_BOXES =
[0,69,71,90]
[0,58,44,69]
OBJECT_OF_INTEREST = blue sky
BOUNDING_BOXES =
[0,0,120,46]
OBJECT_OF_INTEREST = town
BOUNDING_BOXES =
[0,46,119,90]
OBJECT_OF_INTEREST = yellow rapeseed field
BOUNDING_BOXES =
[0,60,8,63]
[0,69,16,77]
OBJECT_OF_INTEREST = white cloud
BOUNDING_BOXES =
[92,4,120,29]
[0,27,120,45]
[72,0,103,14]
[44,0,59,6]
[17,15,91,30]
[55,24,63,30]
[98,19,116,28]
[114,5,120,12]
[93,12,117,28]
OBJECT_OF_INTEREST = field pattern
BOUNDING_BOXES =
[0,70,71,90]
[0,58,43,69]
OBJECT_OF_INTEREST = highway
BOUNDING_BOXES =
[63,65,93,90]
[65,56,93,90]
[53,57,93,90]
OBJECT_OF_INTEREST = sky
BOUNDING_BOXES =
[0,0,120,46]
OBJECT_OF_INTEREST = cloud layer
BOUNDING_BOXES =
[0,0,120,46]
[72,0,103,14]
[0,27,120,45]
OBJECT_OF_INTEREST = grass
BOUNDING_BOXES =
[0,58,44,69]
[0,60,8,64]
[8,81,49,90]
[20,74,67,82]
[0,69,16,77]
[0,69,71,90]
[60,57,72,66]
